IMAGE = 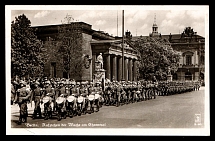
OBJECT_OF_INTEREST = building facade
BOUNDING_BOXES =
[148,18,205,81]
[33,22,139,82]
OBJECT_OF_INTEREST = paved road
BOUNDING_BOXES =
[11,87,205,128]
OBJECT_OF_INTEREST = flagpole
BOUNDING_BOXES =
[122,10,125,81]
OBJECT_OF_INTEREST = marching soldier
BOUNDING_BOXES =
[31,81,43,119]
[121,81,127,104]
[43,80,55,112]
[70,81,79,108]
[94,81,103,110]
[78,82,88,114]
[115,81,122,106]
[131,81,137,102]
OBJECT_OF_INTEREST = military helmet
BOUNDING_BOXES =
[96,81,101,85]
[71,81,76,85]
[35,81,40,85]
[45,80,51,84]
[81,81,85,85]
[59,81,64,84]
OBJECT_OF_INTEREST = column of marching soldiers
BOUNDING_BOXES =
[11,76,202,125]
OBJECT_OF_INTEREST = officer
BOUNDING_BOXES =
[31,81,43,119]
[14,80,31,124]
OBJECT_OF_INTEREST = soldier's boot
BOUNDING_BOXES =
[38,107,42,119]
[32,109,37,119]
[18,113,22,125]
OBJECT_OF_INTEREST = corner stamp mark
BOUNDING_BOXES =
[194,114,202,126]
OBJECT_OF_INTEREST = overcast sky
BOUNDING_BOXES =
[9,5,208,37]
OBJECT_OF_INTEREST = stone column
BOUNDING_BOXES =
[106,54,111,80]
[192,55,194,65]
[124,57,128,81]
[112,55,117,81]
[195,50,198,67]
[118,56,122,81]
[92,54,96,78]
[133,59,137,81]
[128,58,133,81]
[183,55,185,65]
[179,56,183,66]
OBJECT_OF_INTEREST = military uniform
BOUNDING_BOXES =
[14,81,31,124]
[42,81,55,112]
[115,83,122,106]
[78,82,88,113]
[31,82,42,118]
[104,82,112,105]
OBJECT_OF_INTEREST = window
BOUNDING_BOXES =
[186,55,192,65]
[183,51,194,65]
[50,62,56,78]
[200,55,204,65]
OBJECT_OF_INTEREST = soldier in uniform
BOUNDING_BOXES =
[104,81,112,105]
[70,81,79,112]
[78,82,88,114]
[56,80,66,97]
[131,81,137,102]
[14,80,31,124]
[115,81,123,106]
[136,81,142,101]
[31,81,43,119]
[87,82,96,112]
[94,81,103,110]
[121,81,128,104]
[11,81,15,105]
[42,80,55,116]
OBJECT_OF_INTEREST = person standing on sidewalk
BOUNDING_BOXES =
[14,80,31,125]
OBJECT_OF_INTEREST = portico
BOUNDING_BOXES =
[91,40,139,82]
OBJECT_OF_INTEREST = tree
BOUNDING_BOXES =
[11,14,48,78]
[128,36,181,81]
[45,14,84,79]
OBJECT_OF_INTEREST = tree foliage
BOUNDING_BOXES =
[129,36,181,80]
[57,22,84,79]
[44,15,84,79]
[11,14,47,78]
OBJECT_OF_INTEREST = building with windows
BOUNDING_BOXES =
[33,22,139,82]
[147,17,205,81]
[33,18,205,82]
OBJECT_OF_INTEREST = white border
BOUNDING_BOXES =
[6,5,210,135]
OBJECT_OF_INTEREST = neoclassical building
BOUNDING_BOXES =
[33,19,205,82]
[148,18,205,81]
[33,22,139,82]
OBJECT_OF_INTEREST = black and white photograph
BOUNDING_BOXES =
[6,5,209,135]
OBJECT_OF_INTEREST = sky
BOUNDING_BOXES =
[9,5,208,37]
